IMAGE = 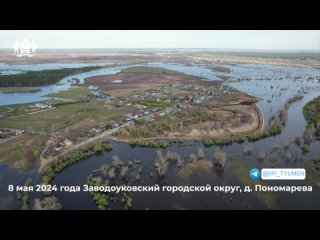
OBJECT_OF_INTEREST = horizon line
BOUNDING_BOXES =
[0,47,319,52]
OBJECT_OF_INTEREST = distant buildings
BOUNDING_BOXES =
[53,139,73,152]
[34,103,53,109]
[54,143,63,151]
[0,128,24,142]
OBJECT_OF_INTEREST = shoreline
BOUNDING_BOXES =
[38,102,264,172]
[254,103,264,130]
[0,88,41,94]
[109,102,264,142]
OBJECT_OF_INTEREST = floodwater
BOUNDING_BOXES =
[0,62,319,209]
[0,62,222,105]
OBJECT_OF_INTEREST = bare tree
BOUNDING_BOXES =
[189,153,197,163]
[258,150,266,160]
[214,149,227,170]
[284,140,291,149]
[285,151,293,162]
[243,144,253,155]
[112,155,123,166]
[273,144,280,150]
[155,150,168,177]
[177,155,184,168]
[108,167,116,178]
[197,147,204,159]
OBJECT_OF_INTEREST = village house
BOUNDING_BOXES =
[89,128,101,134]
[16,130,24,135]
[54,143,63,151]
[34,103,52,109]
[112,122,119,128]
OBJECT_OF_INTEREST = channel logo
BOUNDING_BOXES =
[249,168,260,180]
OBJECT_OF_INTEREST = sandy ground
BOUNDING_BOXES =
[153,103,262,140]
[184,104,262,138]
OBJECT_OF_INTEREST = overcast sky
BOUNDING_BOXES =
[0,30,319,50]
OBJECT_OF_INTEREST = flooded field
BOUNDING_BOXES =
[0,62,319,209]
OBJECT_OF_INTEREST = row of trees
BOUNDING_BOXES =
[129,139,170,148]
[127,124,166,138]
[132,99,171,108]
[203,135,233,147]
[203,124,282,147]
[0,66,101,86]
[42,141,113,184]
[269,95,303,128]
[93,141,113,152]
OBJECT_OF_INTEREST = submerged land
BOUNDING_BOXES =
[1,49,319,68]
[0,49,319,210]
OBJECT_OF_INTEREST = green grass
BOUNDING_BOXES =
[0,87,41,93]
[0,106,11,112]
[0,101,129,133]
[0,134,47,169]
[44,86,92,101]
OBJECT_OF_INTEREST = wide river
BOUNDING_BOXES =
[0,62,319,209]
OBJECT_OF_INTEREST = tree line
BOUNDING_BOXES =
[0,66,101,86]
